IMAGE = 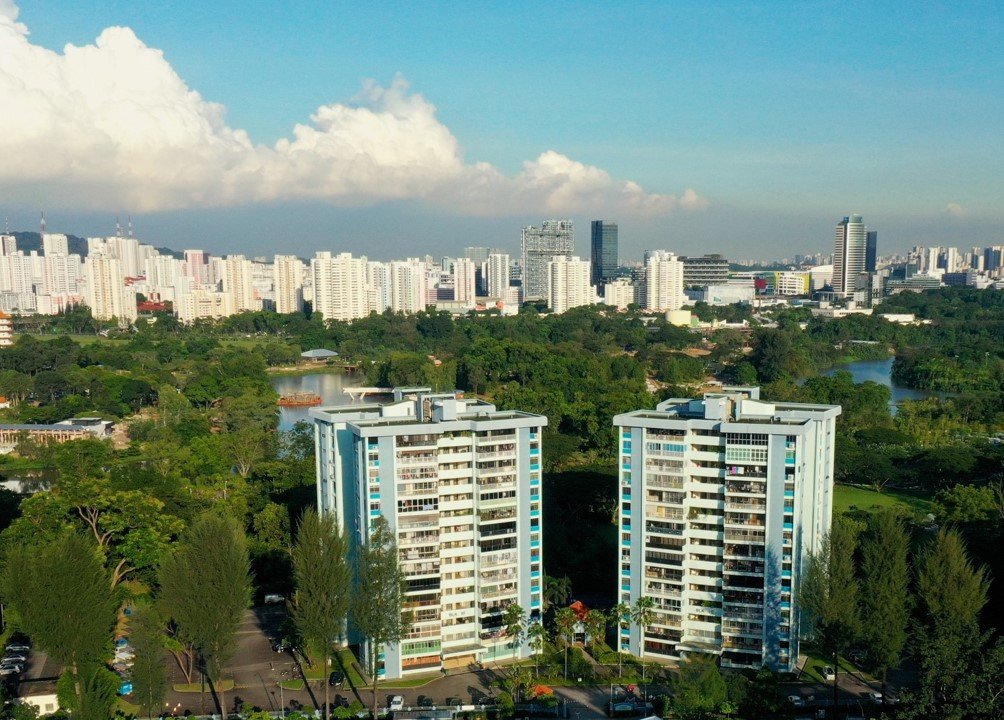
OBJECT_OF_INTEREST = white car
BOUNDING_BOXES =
[868,691,883,703]
[264,594,285,604]
[821,666,836,682]
[0,663,23,676]
[388,696,405,712]
[787,695,805,707]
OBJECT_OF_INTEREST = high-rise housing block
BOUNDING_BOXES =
[613,387,840,672]
[521,220,573,300]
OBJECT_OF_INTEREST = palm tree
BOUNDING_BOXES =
[631,597,656,690]
[610,603,632,678]
[554,607,577,680]
[503,603,527,656]
[584,609,606,656]
[544,576,572,611]
[527,621,547,676]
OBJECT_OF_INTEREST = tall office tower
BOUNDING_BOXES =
[273,255,304,314]
[603,277,636,311]
[41,233,69,256]
[547,256,594,314]
[452,258,477,306]
[590,221,619,287]
[614,387,841,672]
[984,247,1003,274]
[389,259,429,314]
[484,253,510,298]
[644,250,685,311]
[0,235,16,256]
[681,254,730,288]
[865,231,878,273]
[84,254,137,323]
[521,220,573,300]
[221,255,260,313]
[311,252,371,321]
[312,387,547,679]
[832,215,867,297]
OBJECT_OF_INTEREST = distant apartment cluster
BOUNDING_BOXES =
[2,213,1001,326]
[312,386,840,678]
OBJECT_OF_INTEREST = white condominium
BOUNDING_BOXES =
[84,254,137,323]
[221,255,261,313]
[452,258,477,306]
[832,214,867,297]
[313,388,546,679]
[0,235,16,256]
[645,251,685,311]
[176,289,229,324]
[41,233,69,256]
[390,258,429,314]
[273,255,304,314]
[613,387,840,672]
[547,256,594,314]
[603,277,636,311]
[311,252,375,322]
[484,253,510,298]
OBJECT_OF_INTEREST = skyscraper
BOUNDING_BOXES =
[832,214,867,297]
[590,221,618,287]
[521,220,573,300]
[865,231,878,273]
[311,252,373,321]
[614,387,840,672]
[312,388,547,679]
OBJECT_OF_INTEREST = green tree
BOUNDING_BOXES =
[858,509,910,705]
[291,509,351,720]
[631,596,655,686]
[543,575,571,610]
[583,609,606,656]
[554,607,577,680]
[527,621,547,676]
[668,653,728,720]
[130,606,169,720]
[158,512,252,714]
[609,602,631,678]
[800,517,860,712]
[352,516,409,720]
[902,528,990,720]
[1,531,117,719]
[503,603,527,655]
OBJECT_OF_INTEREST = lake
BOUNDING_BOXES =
[271,371,361,431]
[825,357,948,410]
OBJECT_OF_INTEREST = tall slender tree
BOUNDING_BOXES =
[291,509,351,720]
[903,528,990,720]
[527,621,547,676]
[800,517,860,712]
[610,603,632,678]
[858,508,910,706]
[503,603,527,656]
[554,607,577,680]
[158,512,252,715]
[353,516,409,720]
[584,609,607,656]
[130,606,169,720]
[631,597,656,689]
[1,531,117,720]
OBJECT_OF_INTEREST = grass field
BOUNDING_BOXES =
[833,484,933,517]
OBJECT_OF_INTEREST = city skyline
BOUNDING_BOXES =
[1,2,1001,258]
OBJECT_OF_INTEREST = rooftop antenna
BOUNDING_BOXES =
[127,215,134,238]
[40,210,46,235]
[3,217,8,234]
[116,216,122,238]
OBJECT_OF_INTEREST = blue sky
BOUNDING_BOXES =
[3,1,1002,259]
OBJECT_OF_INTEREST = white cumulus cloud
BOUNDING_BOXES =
[945,202,968,219]
[0,4,706,216]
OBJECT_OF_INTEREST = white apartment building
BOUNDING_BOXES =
[41,233,69,256]
[221,255,261,313]
[613,387,840,672]
[367,261,391,314]
[546,256,595,314]
[603,277,636,311]
[484,253,510,299]
[645,251,685,311]
[312,388,546,679]
[452,258,477,307]
[84,255,137,324]
[105,236,141,278]
[312,252,375,322]
[0,235,16,256]
[274,255,304,314]
[184,249,208,286]
[176,288,231,324]
[390,259,429,314]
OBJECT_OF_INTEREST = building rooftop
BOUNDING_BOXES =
[615,386,840,427]
[301,348,339,358]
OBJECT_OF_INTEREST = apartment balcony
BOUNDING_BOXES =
[645,521,685,537]
[723,590,764,607]
[725,501,767,513]
[724,544,765,560]
[646,476,685,490]
[725,480,767,495]
[724,529,766,543]
[480,552,518,568]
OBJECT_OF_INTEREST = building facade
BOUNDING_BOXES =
[645,251,685,311]
[613,388,840,672]
[273,255,304,314]
[681,255,729,288]
[590,221,618,287]
[832,214,867,298]
[313,389,546,679]
[547,256,594,314]
[521,220,574,300]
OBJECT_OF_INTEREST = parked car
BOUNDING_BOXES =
[264,594,285,604]
[5,644,30,654]
[0,663,23,676]
[417,696,435,708]
[445,697,463,708]
[328,670,345,686]
[867,691,883,703]
[388,696,405,711]
[2,653,27,664]
[821,666,836,682]
[787,695,805,708]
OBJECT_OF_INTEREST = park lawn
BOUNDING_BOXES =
[173,679,235,693]
[801,647,873,684]
[832,484,932,517]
